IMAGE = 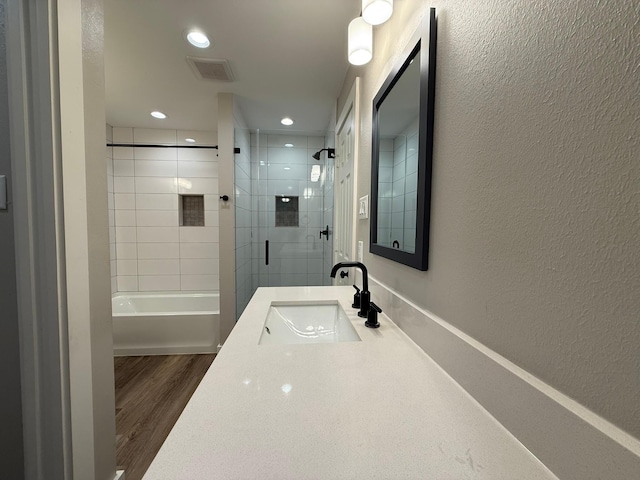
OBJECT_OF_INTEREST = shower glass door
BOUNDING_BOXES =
[254,132,331,288]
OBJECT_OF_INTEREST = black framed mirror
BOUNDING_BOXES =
[370,8,437,270]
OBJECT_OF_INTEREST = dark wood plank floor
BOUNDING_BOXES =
[114,354,216,480]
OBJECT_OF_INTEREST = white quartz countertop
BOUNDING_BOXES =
[142,286,557,479]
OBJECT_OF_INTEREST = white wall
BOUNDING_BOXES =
[339,0,640,439]
[108,127,220,293]
[107,125,116,293]
[217,93,236,342]
[58,0,116,476]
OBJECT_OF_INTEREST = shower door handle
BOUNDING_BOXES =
[265,240,269,266]
[319,226,329,240]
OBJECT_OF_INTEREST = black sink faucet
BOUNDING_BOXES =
[330,262,370,319]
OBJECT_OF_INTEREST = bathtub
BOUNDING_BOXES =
[112,292,220,356]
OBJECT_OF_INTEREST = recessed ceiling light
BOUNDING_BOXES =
[284,143,294,147]
[185,138,196,143]
[281,117,294,126]
[151,111,167,119]
[186,31,210,48]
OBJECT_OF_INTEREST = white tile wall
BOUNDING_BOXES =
[114,177,135,193]
[113,146,134,159]
[135,193,178,210]
[136,210,178,227]
[178,161,218,178]
[116,243,137,259]
[134,147,177,161]
[138,259,180,276]
[178,178,218,195]
[135,177,178,194]
[109,127,220,293]
[137,226,179,243]
[135,160,177,177]
[116,259,138,276]
[117,276,138,291]
[180,226,218,243]
[114,194,136,210]
[181,275,219,291]
[113,127,133,143]
[180,259,218,275]
[180,243,218,259]
[115,227,137,243]
[138,275,181,292]
[138,243,180,259]
[113,160,134,176]
[115,210,136,227]
[177,149,215,162]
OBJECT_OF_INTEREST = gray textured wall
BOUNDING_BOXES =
[339,0,640,438]
[0,0,25,476]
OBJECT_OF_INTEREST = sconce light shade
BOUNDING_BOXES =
[362,0,393,25]
[348,17,373,65]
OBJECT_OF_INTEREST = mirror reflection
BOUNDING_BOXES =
[376,49,420,253]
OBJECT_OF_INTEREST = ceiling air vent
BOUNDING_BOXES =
[186,56,234,82]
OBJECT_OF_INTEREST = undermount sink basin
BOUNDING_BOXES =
[259,301,361,345]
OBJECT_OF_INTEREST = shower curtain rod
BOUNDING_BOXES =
[106,143,241,153]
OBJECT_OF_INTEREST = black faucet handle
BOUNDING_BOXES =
[365,302,381,328]
[352,285,361,309]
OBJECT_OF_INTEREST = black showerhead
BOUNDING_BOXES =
[311,148,335,161]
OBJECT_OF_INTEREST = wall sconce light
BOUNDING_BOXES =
[348,17,372,65]
[362,0,393,26]
[348,1,393,66]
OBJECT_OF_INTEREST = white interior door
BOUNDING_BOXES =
[333,79,360,285]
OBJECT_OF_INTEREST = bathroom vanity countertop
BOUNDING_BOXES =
[143,286,557,480]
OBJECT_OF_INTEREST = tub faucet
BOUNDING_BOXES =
[330,262,371,320]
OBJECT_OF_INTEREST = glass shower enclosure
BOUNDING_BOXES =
[235,130,334,318]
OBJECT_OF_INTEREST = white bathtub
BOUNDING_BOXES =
[112,292,220,356]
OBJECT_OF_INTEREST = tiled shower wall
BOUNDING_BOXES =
[234,126,252,317]
[108,127,220,292]
[377,118,418,251]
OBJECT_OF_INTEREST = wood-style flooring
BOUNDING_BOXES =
[114,354,216,480]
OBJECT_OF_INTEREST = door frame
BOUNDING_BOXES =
[7,0,118,478]
[334,77,361,268]
[6,0,72,477]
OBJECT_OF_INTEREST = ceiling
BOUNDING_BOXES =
[104,0,361,135]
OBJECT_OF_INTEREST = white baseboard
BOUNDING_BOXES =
[113,470,125,480]
[216,343,223,353]
[369,275,640,479]
[113,345,217,356]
